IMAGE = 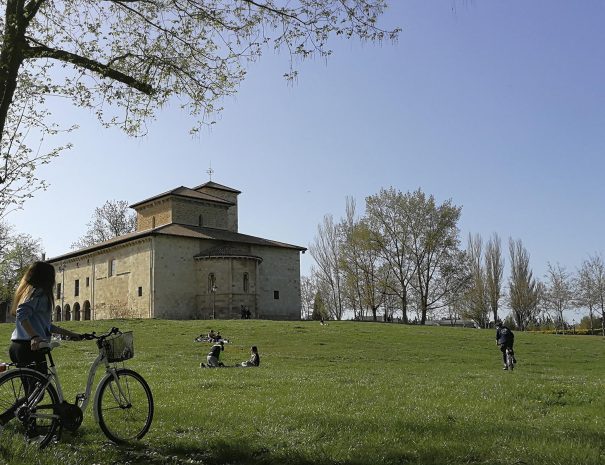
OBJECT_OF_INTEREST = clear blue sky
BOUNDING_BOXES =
[7,1,605,321]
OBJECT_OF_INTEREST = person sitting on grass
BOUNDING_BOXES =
[239,346,260,367]
[200,340,224,368]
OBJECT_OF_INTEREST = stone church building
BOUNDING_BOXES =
[48,181,306,321]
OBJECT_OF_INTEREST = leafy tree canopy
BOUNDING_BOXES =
[0,221,43,303]
[71,199,136,249]
[0,0,399,215]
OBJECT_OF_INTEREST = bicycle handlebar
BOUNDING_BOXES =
[80,327,121,341]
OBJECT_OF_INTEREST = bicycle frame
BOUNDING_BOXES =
[1,328,153,448]
[19,341,129,425]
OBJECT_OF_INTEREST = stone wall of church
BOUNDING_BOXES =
[151,235,301,320]
[52,239,152,321]
[195,257,258,319]
[171,198,229,229]
[52,235,302,322]
[197,186,238,232]
[152,235,201,319]
[253,246,301,320]
[135,198,172,231]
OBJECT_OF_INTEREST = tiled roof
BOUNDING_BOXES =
[47,228,152,262]
[129,186,233,209]
[156,224,306,251]
[48,223,306,262]
[192,181,241,194]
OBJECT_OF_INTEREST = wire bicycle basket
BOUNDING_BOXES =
[103,331,134,362]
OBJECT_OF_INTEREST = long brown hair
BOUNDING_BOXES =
[10,261,55,316]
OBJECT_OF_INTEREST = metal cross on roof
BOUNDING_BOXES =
[206,162,214,181]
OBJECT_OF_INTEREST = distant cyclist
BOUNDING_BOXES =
[495,320,516,370]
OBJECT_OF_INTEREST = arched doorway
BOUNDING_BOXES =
[64,304,71,321]
[83,301,91,320]
[55,306,62,322]
[74,302,81,321]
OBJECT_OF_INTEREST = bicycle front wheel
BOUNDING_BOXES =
[95,368,153,444]
[0,369,61,449]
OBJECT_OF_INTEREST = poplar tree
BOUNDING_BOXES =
[485,233,504,323]
[508,238,540,330]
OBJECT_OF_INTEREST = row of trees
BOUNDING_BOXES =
[303,187,605,334]
[305,188,469,324]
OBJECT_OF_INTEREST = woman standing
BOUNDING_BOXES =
[9,261,81,372]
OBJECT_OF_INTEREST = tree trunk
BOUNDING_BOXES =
[0,0,28,147]
[420,296,428,325]
[400,292,408,324]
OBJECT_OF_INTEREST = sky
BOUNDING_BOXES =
[6,1,605,321]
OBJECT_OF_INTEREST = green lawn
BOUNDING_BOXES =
[0,319,602,465]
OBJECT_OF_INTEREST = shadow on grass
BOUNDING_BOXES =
[53,409,605,465]
[114,440,421,465]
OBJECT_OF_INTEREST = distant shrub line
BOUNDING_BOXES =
[527,328,604,336]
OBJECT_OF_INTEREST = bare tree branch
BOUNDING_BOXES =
[24,45,154,94]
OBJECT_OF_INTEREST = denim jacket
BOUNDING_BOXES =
[11,289,52,341]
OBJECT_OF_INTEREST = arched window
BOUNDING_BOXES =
[64,304,71,321]
[208,273,216,292]
[243,273,249,293]
[74,302,81,321]
[198,214,203,227]
[55,306,62,322]
[152,216,156,228]
[83,301,91,320]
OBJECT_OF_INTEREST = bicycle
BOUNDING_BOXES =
[0,327,153,448]
[505,347,515,371]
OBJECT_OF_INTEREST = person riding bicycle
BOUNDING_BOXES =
[8,262,82,374]
[495,319,516,370]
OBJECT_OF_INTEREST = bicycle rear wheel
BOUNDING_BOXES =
[96,368,153,444]
[506,350,515,371]
[0,369,61,448]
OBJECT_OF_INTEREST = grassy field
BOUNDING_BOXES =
[0,319,602,465]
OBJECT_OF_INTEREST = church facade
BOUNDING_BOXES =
[48,182,306,321]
